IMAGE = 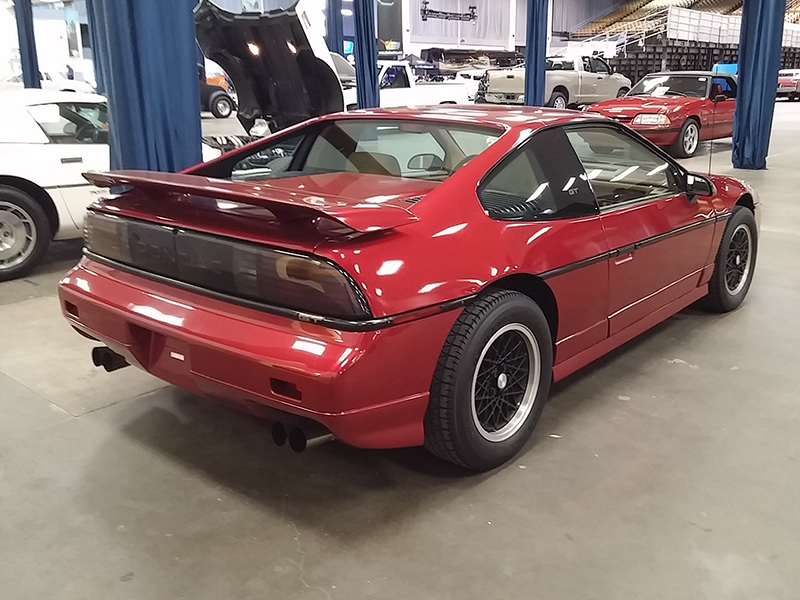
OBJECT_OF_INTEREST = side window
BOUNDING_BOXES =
[231,134,304,181]
[27,102,108,144]
[565,126,682,208]
[380,66,410,89]
[711,77,737,99]
[478,127,598,221]
[590,58,610,75]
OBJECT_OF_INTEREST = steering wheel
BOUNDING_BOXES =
[75,123,98,143]
[452,154,479,173]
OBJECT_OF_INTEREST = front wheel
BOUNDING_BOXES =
[617,87,630,97]
[670,118,700,158]
[704,206,758,312]
[424,290,553,471]
[0,186,51,281]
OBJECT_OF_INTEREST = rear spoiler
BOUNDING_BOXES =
[83,170,419,233]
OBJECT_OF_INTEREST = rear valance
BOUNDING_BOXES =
[83,170,419,233]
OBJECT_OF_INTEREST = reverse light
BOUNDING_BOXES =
[83,211,370,320]
[632,113,671,126]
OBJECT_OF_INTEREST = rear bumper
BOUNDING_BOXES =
[59,258,460,448]
[483,91,524,104]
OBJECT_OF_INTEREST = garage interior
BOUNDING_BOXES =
[2,1,800,599]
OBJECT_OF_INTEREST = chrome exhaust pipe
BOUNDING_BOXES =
[91,347,129,372]
[271,421,287,447]
[287,427,335,453]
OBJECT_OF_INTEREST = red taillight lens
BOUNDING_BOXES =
[84,211,369,320]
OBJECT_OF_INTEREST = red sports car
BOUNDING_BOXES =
[584,71,738,158]
[59,106,759,471]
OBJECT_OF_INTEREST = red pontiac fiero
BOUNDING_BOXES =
[59,106,759,470]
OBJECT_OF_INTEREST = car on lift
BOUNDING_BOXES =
[59,106,759,471]
[583,71,738,158]
[0,89,228,280]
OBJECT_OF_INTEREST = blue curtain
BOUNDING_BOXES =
[353,0,379,108]
[524,0,548,106]
[87,0,202,172]
[327,0,344,55]
[84,0,106,95]
[13,0,40,89]
[732,0,786,170]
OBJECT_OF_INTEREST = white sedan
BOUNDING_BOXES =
[0,89,220,280]
[1,71,97,94]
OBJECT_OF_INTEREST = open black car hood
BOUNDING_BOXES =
[194,0,344,133]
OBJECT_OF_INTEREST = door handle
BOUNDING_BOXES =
[613,244,636,265]
[61,156,83,164]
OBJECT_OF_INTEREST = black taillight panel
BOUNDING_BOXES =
[84,211,370,320]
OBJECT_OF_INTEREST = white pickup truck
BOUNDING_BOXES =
[343,61,470,110]
[478,56,631,109]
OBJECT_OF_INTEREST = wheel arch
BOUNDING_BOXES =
[736,193,755,212]
[485,274,559,343]
[552,85,569,101]
[0,176,59,236]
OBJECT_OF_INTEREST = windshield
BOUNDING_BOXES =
[225,119,503,183]
[629,75,709,98]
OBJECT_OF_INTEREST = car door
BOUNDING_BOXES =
[589,57,618,101]
[26,101,110,234]
[565,124,716,335]
[709,75,737,138]
[476,126,610,364]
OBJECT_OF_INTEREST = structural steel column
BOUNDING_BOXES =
[524,0,548,106]
[13,0,40,89]
[732,0,786,169]
[327,0,344,55]
[353,0,379,108]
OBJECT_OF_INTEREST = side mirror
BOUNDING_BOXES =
[685,173,714,201]
[713,94,727,103]
[248,118,269,137]
[407,153,445,171]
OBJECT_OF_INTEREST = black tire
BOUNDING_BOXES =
[669,118,700,158]
[424,290,553,471]
[617,87,630,97]
[209,92,234,118]
[0,185,51,282]
[546,90,568,110]
[704,206,757,313]
[790,94,800,102]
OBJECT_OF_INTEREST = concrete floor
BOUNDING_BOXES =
[2,105,800,600]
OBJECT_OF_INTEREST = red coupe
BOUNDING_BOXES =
[59,106,759,470]
[584,71,738,158]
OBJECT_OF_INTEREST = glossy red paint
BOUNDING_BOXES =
[59,106,758,450]
[586,94,736,148]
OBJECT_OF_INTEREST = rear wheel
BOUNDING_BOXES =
[0,186,51,281]
[424,290,553,471]
[546,91,568,110]
[704,206,757,312]
[209,92,234,118]
[670,118,700,158]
